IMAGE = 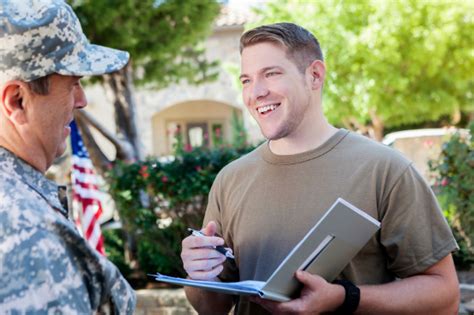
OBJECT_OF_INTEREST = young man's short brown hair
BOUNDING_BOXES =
[240,22,324,73]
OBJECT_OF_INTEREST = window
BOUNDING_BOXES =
[166,120,225,153]
[187,122,209,148]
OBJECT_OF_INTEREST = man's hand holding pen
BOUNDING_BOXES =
[187,228,235,259]
[181,221,233,281]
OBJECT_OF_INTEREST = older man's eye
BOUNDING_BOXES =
[73,76,83,86]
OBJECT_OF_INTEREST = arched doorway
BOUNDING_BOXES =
[152,100,243,156]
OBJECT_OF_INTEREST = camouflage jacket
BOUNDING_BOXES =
[0,147,136,314]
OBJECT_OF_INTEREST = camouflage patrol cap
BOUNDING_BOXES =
[0,0,129,82]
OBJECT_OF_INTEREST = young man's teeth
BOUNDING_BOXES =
[258,104,278,113]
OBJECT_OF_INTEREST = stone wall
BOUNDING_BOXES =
[135,288,197,315]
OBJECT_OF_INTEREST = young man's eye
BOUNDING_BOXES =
[241,79,250,85]
[266,72,280,77]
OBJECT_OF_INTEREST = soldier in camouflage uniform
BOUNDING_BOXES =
[0,0,135,313]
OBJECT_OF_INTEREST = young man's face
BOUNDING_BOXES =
[240,42,313,141]
[25,74,86,162]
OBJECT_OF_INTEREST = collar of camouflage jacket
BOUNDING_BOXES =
[0,146,68,217]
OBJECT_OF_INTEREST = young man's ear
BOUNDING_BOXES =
[1,81,28,125]
[307,59,325,90]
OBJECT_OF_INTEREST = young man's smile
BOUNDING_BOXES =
[256,102,281,115]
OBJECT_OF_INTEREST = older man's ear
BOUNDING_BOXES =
[1,82,29,125]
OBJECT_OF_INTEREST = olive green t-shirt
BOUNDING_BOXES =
[203,129,457,315]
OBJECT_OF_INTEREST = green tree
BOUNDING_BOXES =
[68,0,220,169]
[254,0,474,140]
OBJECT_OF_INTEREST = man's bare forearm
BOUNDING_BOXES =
[355,255,459,314]
[184,286,234,314]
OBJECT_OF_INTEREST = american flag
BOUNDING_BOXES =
[70,121,105,255]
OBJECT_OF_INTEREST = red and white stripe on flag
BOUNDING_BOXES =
[70,121,105,255]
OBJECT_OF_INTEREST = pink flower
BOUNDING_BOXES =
[441,178,449,187]
[161,176,169,183]
[139,165,149,179]
[196,166,202,172]
[185,144,192,152]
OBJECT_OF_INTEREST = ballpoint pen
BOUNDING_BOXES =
[187,228,235,260]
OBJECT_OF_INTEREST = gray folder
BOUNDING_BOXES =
[152,198,381,301]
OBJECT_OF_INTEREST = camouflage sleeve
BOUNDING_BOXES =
[52,209,137,314]
[0,209,94,313]
[0,198,136,313]
[99,257,137,314]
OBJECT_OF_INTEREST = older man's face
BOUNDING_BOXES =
[25,74,87,164]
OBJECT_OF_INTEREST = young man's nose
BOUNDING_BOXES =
[251,79,269,102]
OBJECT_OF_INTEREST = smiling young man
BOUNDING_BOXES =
[0,0,135,313]
[180,23,460,314]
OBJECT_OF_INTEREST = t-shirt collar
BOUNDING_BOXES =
[261,129,350,165]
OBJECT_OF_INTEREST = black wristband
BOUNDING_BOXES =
[333,279,360,314]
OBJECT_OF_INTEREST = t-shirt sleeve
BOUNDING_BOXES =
[380,164,458,278]
[203,173,240,283]
[203,174,223,233]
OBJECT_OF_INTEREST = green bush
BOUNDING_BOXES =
[429,122,474,270]
[106,145,254,278]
